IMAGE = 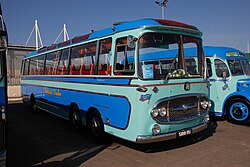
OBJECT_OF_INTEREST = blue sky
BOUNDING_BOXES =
[1,0,250,52]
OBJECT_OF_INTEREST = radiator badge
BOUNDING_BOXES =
[181,104,188,113]
[184,82,190,91]
[139,94,152,102]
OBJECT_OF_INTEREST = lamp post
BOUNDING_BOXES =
[155,0,168,19]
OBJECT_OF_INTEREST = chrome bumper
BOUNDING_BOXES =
[136,122,208,144]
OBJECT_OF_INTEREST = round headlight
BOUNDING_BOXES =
[159,107,167,117]
[152,124,161,135]
[208,101,212,108]
[200,100,208,109]
[151,108,159,118]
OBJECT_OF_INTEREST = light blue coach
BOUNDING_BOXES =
[204,46,250,124]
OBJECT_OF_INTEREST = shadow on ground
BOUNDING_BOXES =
[7,102,111,167]
[8,101,221,166]
[210,115,250,127]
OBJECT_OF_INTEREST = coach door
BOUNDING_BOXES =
[207,58,230,113]
[0,7,8,158]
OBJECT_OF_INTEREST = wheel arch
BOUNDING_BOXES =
[86,106,105,139]
[30,93,35,103]
[86,107,103,125]
[223,94,250,115]
[68,102,79,118]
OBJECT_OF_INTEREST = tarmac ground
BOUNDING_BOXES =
[6,100,250,167]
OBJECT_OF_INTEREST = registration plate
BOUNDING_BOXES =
[177,129,192,137]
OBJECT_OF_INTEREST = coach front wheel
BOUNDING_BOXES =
[227,98,250,124]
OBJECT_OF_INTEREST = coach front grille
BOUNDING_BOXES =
[151,94,209,124]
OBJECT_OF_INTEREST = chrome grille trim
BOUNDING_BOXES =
[171,104,197,111]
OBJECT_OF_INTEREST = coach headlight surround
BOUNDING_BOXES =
[200,98,211,109]
[151,108,159,118]
[158,107,167,117]
[152,124,161,135]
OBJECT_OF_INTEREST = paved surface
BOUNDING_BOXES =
[7,101,250,167]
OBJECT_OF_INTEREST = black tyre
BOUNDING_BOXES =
[70,105,83,130]
[30,94,38,112]
[226,98,250,124]
[88,111,104,139]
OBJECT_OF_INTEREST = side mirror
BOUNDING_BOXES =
[0,15,8,51]
[127,35,137,49]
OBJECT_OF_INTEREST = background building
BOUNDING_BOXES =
[7,44,36,85]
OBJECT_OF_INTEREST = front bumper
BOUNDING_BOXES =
[135,122,208,144]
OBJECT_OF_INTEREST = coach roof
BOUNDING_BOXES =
[173,46,247,60]
[203,46,247,60]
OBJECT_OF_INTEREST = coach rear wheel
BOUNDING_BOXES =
[227,98,250,124]
[89,111,104,138]
[70,106,82,130]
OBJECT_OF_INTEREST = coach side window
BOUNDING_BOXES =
[57,49,70,75]
[29,55,45,75]
[22,59,30,75]
[228,59,244,76]
[214,59,229,78]
[206,58,212,77]
[97,38,112,75]
[45,51,60,75]
[70,42,96,75]
[29,57,35,75]
[114,37,135,75]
